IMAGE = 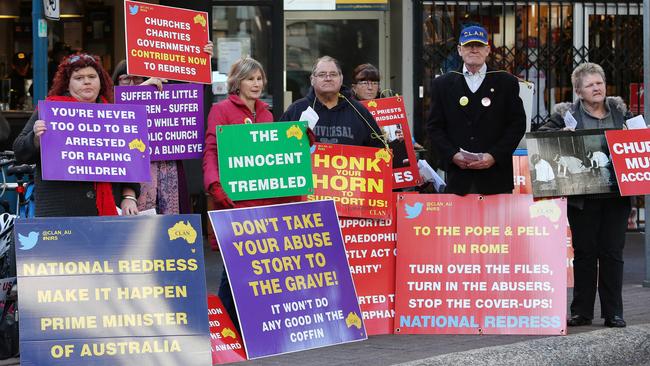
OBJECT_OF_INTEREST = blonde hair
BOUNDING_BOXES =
[227,57,267,94]
[571,62,606,92]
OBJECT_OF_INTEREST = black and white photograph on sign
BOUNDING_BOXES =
[525,130,618,198]
[382,124,410,168]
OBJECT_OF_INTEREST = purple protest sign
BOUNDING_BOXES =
[115,84,204,161]
[209,200,367,359]
[38,101,151,183]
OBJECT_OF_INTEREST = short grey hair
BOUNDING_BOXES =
[227,57,267,94]
[311,56,342,76]
[571,62,606,91]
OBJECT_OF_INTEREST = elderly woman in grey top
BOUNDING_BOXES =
[540,62,632,328]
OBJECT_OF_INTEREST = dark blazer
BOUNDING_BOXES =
[426,68,526,194]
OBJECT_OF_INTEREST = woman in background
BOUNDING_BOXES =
[110,41,213,214]
[540,62,632,328]
[203,57,307,329]
[14,53,139,217]
[351,63,381,101]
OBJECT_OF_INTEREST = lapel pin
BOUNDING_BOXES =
[459,96,469,106]
[481,97,491,107]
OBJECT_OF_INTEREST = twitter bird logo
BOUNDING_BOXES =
[404,202,423,219]
[18,231,39,250]
[128,4,139,15]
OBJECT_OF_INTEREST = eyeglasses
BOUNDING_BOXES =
[355,81,379,87]
[67,54,96,64]
[314,72,340,80]
[118,75,145,85]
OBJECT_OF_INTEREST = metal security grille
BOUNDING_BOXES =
[416,1,644,133]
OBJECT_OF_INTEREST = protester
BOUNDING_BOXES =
[203,57,307,328]
[426,24,525,194]
[13,53,139,217]
[351,63,381,101]
[280,56,385,148]
[110,42,213,214]
[111,60,183,215]
[540,62,632,328]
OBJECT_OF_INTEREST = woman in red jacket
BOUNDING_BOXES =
[203,57,300,211]
[203,57,303,328]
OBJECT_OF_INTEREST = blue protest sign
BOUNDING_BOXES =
[15,215,210,365]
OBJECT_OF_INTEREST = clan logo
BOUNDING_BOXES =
[128,138,146,152]
[345,312,362,329]
[286,125,304,140]
[168,221,198,244]
[193,14,207,27]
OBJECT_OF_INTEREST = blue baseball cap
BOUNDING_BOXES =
[459,25,489,46]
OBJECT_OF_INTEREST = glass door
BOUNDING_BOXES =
[284,11,386,102]
[211,1,283,117]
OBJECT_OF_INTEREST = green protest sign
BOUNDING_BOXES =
[217,121,313,200]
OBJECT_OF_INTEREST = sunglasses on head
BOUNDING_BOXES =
[67,54,96,64]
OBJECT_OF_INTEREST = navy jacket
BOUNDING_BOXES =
[280,86,384,148]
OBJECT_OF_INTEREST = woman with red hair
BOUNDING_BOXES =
[13,53,140,217]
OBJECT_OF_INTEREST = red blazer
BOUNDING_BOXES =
[202,93,300,208]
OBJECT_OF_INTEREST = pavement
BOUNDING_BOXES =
[2,233,648,366]
[212,232,650,366]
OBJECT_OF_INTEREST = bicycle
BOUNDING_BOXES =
[0,151,35,219]
[0,150,35,360]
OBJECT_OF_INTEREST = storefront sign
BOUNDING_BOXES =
[38,101,150,183]
[217,121,312,201]
[335,0,388,10]
[360,97,421,189]
[115,84,204,161]
[16,215,211,365]
[309,143,392,220]
[606,128,650,196]
[43,0,60,20]
[209,201,366,359]
[395,194,567,335]
[124,1,211,83]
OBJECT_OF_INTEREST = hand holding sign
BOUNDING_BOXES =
[33,120,47,148]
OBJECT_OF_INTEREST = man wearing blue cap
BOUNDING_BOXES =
[426,24,526,195]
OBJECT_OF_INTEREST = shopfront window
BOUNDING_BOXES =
[285,13,383,101]
[212,5,274,106]
[417,1,642,138]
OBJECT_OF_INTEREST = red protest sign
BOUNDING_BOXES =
[309,143,393,220]
[395,194,567,335]
[207,294,247,364]
[360,97,421,189]
[629,83,644,115]
[512,155,532,194]
[340,194,398,335]
[124,1,211,83]
[605,129,650,196]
